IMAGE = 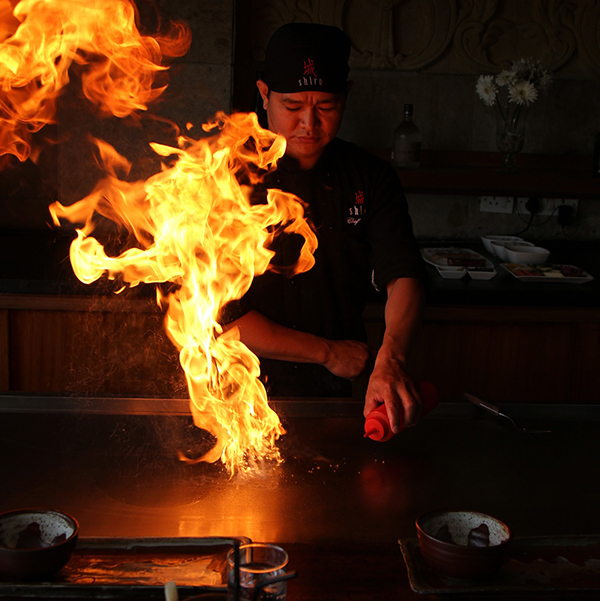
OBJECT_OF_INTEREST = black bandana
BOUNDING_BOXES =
[262,23,351,94]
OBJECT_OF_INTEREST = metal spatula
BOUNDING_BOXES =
[464,392,551,434]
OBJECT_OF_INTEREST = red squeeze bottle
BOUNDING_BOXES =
[364,381,439,442]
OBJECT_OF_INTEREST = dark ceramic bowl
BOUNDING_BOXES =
[0,508,79,581]
[416,509,511,579]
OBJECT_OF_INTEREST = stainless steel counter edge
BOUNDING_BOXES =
[1,394,599,420]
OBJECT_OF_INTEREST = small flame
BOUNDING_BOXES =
[50,111,318,475]
[0,0,190,162]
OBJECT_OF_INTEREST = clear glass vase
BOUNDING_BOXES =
[496,105,527,172]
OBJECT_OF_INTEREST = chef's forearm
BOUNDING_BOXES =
[223,310,330,365]
[375,277,425,367]
[224,310,370,380]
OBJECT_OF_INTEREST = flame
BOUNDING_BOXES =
[50,111,318,475]
[0,0,190,162]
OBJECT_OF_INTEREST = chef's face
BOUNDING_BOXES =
[257,80,347,170]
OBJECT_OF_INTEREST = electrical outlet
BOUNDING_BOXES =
[517,198,579,216]
[479,196,515,214]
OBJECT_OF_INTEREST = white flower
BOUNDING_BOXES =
[495,70,513,87]
[509,80,538,105]
[476,58,551,111]
[476,75,497,106]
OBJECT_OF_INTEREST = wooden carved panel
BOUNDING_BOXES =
[453,0,581,73]
[340,0,459,70]
[248,0,459,69]
[243,0,600,78]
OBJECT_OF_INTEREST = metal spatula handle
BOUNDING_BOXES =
[464,392,501,416]
[464,392,551,433]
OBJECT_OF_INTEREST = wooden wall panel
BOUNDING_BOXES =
[9,309,185,397]
[361,305,595,403]
[409,320,575,403]
[570,323,600,402]
[4,301,600,404]
[0,310,8,390]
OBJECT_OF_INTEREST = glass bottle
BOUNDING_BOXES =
[392,103,421,169]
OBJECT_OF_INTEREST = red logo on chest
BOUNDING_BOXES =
[347,190,365,224]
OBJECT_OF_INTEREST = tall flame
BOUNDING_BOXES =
[0,0,190,162]
[50,112,318,475]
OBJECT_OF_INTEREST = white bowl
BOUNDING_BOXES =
[490,240,534,261]
[436,266,467,279]
[468,267,497,280]
[481,235,523,255]
[504,245,550,264]
[490,240,509,261]
[507,241,534,248]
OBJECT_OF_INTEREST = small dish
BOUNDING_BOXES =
[481,235,523,255]
[436,266,467,279]
[422,248,491,269]
[504,245,550,264]
[468,267,497,280]
[416,509,512,579]
[0,508,79,581]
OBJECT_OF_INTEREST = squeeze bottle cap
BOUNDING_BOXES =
[364,381,440,442]
[364,404,394,442]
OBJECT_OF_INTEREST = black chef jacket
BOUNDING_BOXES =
[225,137,426,397]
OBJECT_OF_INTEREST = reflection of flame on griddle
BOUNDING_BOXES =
[94,414,218,508]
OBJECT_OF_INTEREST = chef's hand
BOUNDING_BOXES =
[364,357,422,432]
[322,339,372,380]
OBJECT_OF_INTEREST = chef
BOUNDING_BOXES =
[224,22,427,432]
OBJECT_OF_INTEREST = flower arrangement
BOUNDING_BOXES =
[476,58,552,170]
[476,57,552,109]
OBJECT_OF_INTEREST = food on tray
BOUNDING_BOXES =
[505,264,541,277]
[504,263,589,278]
[556,265,588,278]
[425,248,487,268]
[469,266,495,272]
[447,256,487,267]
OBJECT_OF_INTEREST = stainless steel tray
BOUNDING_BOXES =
[0,536,249,599]
[399,535,600,594]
